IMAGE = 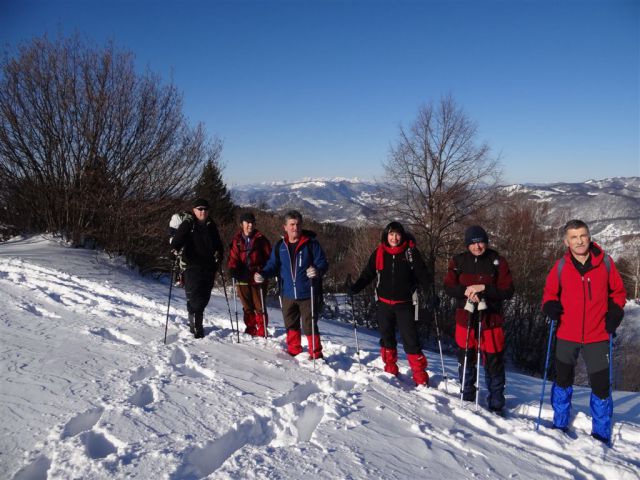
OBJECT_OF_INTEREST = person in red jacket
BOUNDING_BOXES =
[443,226,514,412]
[542,219,626,443]
[349,222,432,386]
[227,212,272,337]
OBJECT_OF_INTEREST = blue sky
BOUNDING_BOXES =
[2,0,638,186]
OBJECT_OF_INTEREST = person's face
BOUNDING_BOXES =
[468,241,487,257]
[193,206,209,222]
[564,227,590,257]
[284,218,301,242]
[387,231,402,247]
[241,220,254,236]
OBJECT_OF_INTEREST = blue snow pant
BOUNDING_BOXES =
[553,339,612,440]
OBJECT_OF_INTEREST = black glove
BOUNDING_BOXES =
[605,300,624,335]
[542,300,563,321]
[228,267,238,279]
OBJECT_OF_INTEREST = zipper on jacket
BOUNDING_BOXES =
[587,277,592,300]
[391,254,396,299]
[285,242,297,300]
[581,276,586,344]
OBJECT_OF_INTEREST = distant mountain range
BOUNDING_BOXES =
[231,176,640,255]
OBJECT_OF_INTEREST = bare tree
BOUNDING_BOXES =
[381,95,501,287]
[0,34,208,249]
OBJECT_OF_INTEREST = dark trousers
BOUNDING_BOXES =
[282,297,318,336]
[555,339,610,399]
[184,266,215,316]
[376,302,421,355]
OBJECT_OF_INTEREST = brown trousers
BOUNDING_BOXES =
[236,283,267,315]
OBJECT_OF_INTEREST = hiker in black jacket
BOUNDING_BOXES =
[171,198,224,338]
[350,221,432,386]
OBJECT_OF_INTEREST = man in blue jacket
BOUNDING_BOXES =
[255,210,329,358]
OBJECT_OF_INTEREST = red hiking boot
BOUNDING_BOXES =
[407,353,429,386]
[380,347,399,376]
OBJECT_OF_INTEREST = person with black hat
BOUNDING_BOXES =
[227,212,272,336]
[349,221,432,386]
[170,198,224,338]
[443,225,514,412]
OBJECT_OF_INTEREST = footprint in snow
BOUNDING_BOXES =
[60,407,104,439]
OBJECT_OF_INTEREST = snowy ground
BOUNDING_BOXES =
[1,236,639,480]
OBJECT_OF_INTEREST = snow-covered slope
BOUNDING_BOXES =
[1,236,639,479]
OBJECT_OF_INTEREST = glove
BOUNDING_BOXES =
[254,272,264,284]
[228,267,238,279]
[605,301,624,335]
[306,266,317,279]
[542,300,563,321]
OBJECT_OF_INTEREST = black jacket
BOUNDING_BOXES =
[171,217,224,270]
[351,244,432,302]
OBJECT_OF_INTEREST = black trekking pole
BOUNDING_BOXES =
[431,294,448,393]
[348,293,362,370]
[460,311,473,407]
[163,257,178,345]
[608,333,614,447]
[475,314,483,412]
[259,284,268,341]
[310,283,317,369]
[535,318,556,431]
[232,278,241,336]
[219,269,239,343]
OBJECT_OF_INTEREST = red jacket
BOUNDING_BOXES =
[542,243,626,344]
[227,230,272,284]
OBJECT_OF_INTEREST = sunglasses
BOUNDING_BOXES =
[195,207,209,212]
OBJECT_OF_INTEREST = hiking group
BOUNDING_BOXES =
[169,199,626,445]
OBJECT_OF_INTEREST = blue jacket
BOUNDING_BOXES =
[261,232,328,300]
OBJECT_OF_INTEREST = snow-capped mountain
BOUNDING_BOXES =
[231,176,640,255]
[231,178,381,224]
[503,177,640,255]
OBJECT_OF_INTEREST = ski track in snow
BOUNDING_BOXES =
[1,238,639,480]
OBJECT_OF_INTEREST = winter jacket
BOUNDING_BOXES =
[171,216,224,271]
[443,249,514,328]
[351,241,432,303]
[542,242,626,344]
[261,230,328,300]
[227,230,272,284]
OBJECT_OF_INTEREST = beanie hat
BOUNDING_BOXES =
[192,198,210,209]
[381,221,406,244]
[239,212,256,223]
[464,225,489,246]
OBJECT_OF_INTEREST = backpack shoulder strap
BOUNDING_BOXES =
[274,238,284,268]
[603,254,611,273]
[556,257,565,288]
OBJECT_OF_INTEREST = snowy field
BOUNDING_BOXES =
[1,236,639,479]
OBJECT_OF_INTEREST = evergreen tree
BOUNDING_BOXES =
[193,154,235,226]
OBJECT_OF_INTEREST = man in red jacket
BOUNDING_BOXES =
[227,212,272,337]
[542,219,626,444]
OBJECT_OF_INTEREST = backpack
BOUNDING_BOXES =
[169,212,193,274]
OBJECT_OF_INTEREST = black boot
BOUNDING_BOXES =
[194,312,204,339]
[188,313,195,335]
